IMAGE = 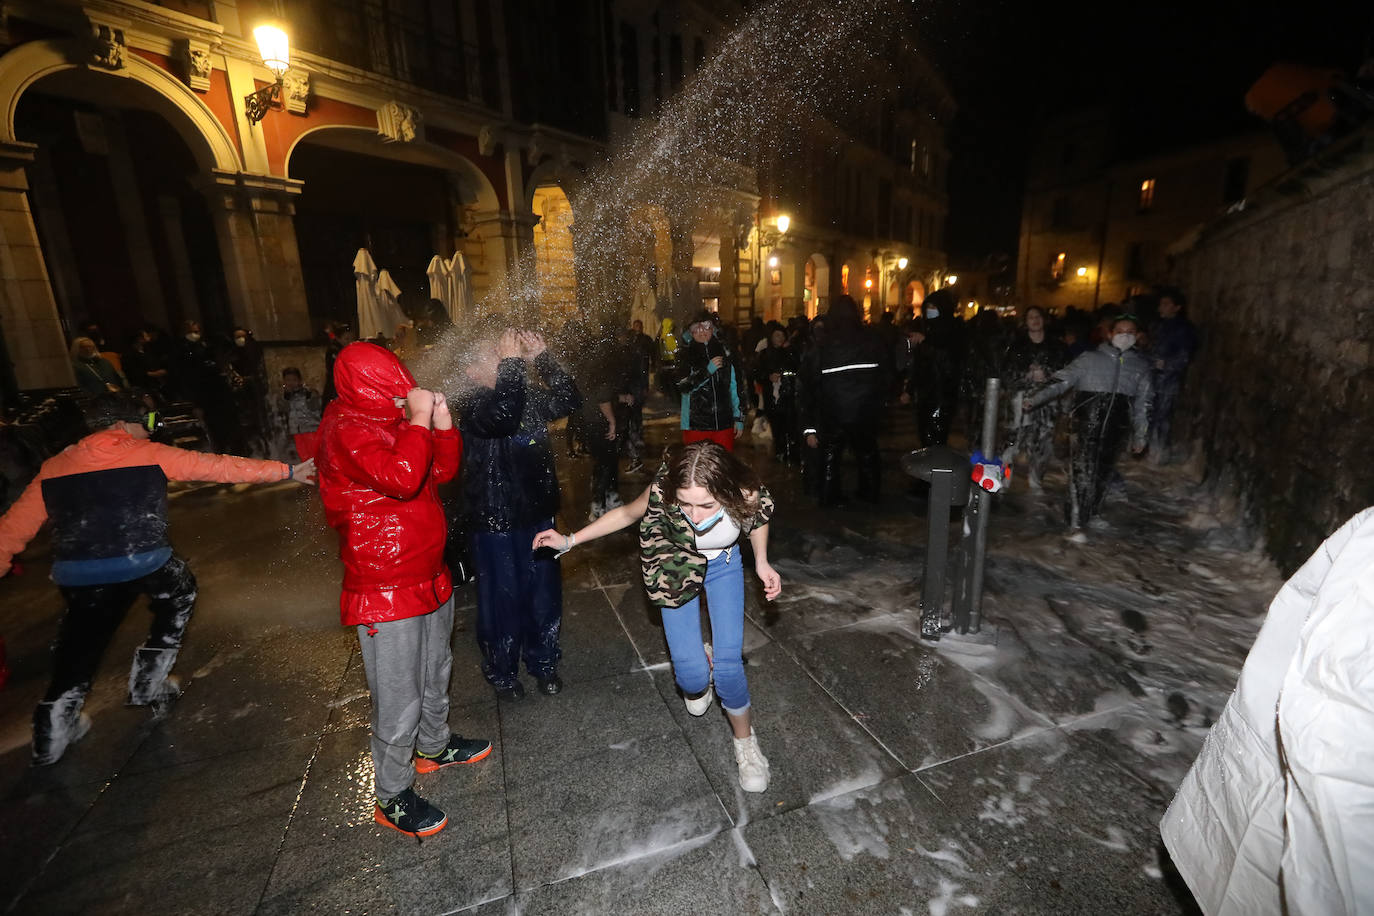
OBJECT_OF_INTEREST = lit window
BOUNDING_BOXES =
[1138,178,1156,211]
[841,264,850,295]
[1051,252,1066,280]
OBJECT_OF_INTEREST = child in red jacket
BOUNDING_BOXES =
[313,342,490,838]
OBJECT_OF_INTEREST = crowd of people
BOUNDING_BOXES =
[8,284,1199,842]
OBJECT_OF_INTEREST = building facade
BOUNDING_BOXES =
[1016,111,1287,313]
[0,0,952,400]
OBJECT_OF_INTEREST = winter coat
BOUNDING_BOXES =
[1161,508,1374,916]
[676,337,746,432]
[315,343,461,628]
[0,427,289,583]
[1002,333,1068,392]
[1028,342,1154,448]
[1149,315,1198,382]
[907,315,964,404]
[457,352,580,533]
[280,387,322,435]
[638,464,774,608]
[799,325,890,435]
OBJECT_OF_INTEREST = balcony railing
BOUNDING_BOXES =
[293,0,502,111]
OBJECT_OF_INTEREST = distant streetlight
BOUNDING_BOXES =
[946,274,958,285]
[775,214,790,235]
[768,255,779,268]
[1076,266,1088,278]
[245,23,291,124]
[897,257,908,270]
[864,277,873,290]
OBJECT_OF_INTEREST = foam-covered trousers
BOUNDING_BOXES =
[472,520,563,688]
[660,546,750,714]
[357,597,454,800]
[1069,392,1133,525]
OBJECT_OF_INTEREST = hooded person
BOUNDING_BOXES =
[311,342,492,839]
[902,287,964,447]
[0,392,315,767]
[456,328,580,700]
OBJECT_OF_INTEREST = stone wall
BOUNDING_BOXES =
[1173,134,1374,575]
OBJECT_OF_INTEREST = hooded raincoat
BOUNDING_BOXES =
[1161,507,1374,915]
[313,343,461,628]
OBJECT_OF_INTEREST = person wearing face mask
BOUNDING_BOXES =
[900,287,965,447]
[1024,316,1153,534]
[69,337,125,394]
[532,441,781,793]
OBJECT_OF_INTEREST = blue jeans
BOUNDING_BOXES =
[661,546,749,714]
[472,520,562,686]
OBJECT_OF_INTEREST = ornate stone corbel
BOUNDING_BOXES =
[377,100,422,143]
[90,21,126,70]
[477,125,498,157]
[174,38,211,92]
[282,68,310,115]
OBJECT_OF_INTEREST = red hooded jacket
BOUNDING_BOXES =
[312,343,461,628]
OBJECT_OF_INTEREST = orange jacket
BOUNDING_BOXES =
[0,428,289,577]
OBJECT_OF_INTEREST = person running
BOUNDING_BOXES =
[1025,315,1153,533]
[533,441,781,792]
[0,392,315,766]
[1001,306,1069,491]
[313,342,492,839]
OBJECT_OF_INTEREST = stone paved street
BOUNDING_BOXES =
[0,404,1273,914]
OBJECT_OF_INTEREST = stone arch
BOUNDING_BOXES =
[805,252,830,318]
[0,38,241,173]
[284,125,500,213]
[531,183,578,317]
[524,157,586,217]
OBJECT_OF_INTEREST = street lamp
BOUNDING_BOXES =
[897,257,908,270]
[245,23,291,125]
[1076,266,1088,278]
[946,274,958,286]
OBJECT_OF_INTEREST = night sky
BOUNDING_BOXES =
[914,0,1374,262]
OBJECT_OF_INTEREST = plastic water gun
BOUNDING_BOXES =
[970,450,1010,493]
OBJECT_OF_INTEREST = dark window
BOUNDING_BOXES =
[669,33,683,92]
[692,36,704,70]
[1223,156,1250,203]
[1126,243,1145,279]
[878,179,893,238]
[603,0,617,111]
[1138,178,1156,212]
[620,21,640,117]
[1051,196,1071,229]
[650,11,661,115]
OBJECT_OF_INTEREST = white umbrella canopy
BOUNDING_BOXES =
[353,248,387,341]
[374,268,409,338]
[446,251,473,319]
[629,270,657,331]
[426,255,450,307]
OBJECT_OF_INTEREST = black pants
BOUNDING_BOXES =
[822,422,881,505]
[47,555,198,701]
[915,396,954,447]
[1069,393,1132,525]
[472,521,562,686]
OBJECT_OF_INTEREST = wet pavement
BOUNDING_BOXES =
[0,398,1275,914]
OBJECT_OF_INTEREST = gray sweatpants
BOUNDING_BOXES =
[357,598,454,800]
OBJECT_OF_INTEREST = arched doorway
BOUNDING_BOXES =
[531,184,578,319]
[907,280,926,310]
[15,70,234,346]
[287,127,498,331]
[805,253,829,318]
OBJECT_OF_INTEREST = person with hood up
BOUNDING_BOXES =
[457,328,580,701]
[676,311,747,450]
[0,392,315,766]
[1024,315,1153,534]
[799,296,891,505]
[313,342,491,839]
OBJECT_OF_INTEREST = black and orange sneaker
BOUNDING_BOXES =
[414,735,493,774]
[374,788,447,837]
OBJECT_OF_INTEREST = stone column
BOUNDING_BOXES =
[718,225,739,318]
[469,209,537,307]
[203,172,312,341]
[0,141,74,390]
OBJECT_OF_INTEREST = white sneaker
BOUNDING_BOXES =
[733,729,771,792]
[684,684,714,716]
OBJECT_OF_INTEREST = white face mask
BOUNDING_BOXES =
[1112,332,1136,351]
[186,332,201,343]
[926,308,940,319]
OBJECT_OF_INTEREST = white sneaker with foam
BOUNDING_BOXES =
[684,684,714,716]
[733,729,770,792]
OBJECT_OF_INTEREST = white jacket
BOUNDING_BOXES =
[1161,508,1374,915]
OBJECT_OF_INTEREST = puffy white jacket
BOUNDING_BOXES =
[1161,508,1374,915]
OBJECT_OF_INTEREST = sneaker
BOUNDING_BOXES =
[415,734,493,773]
[536,673,563,695]
[374,787,447,837]
[732,729,771,793]
[684,685,714,716]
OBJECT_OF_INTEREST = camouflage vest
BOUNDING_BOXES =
[638,468,775,608]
